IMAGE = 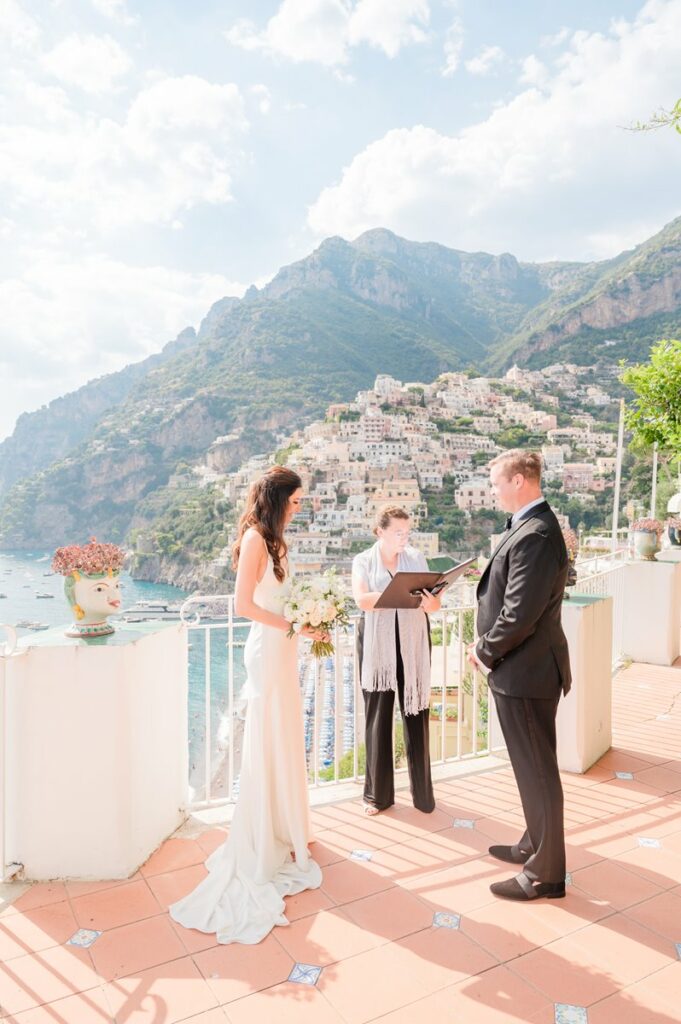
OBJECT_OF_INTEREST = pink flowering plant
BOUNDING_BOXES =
[562,527,579,558]
[631,518,663,534]
[52,537,125,576]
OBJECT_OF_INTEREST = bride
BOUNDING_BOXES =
[170,465,324,945]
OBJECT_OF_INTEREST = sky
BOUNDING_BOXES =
[1,0,680,441]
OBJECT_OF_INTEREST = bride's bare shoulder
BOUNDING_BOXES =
[241,527,267,553]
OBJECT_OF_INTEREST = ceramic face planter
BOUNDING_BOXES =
[64,570,122,637]
[52,539,125,639]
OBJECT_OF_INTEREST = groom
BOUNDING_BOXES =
[468,449,571,901]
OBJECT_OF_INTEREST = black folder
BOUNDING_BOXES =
[374,558,477,609]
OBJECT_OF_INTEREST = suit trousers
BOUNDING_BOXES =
[359,614,435,813]
[492,690,566,884]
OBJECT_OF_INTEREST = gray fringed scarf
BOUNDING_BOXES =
[360,543,431,716]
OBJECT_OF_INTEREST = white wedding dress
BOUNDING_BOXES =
[170,556,322,944]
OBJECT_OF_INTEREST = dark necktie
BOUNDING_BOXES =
[505,515,513,530]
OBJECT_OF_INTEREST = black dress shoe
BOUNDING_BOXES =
[490,874,566,901]
[488,844,530,865]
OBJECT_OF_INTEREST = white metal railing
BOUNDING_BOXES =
[180,553,636,811]
[180,595,491,810]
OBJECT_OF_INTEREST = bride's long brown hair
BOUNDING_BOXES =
[232,465,302,582]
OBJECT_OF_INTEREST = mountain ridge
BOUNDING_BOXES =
[0,216,679,549]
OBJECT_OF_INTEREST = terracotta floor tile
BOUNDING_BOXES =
[1,985,113,1023]
[140,839,206,878]
[613,845,681,887]
[71,879,161,932]
[341,886,433,941]
[89,914,186,981]
[169,917,220,955]
[11,885,69,914]
[635,766,681,792]
[180,1011,229,1024]
[509,913,676,1005]
[400,859,509,914]
[0,901,79,961]
[145,864,209,911]
[103,955,218,1024]
[307,835,353,868]
[0,945,103,1015]
[196,829,229,856]
[319,859,395,905]
[283,886,335,921]
[571,860,665,911]
[224,983,345,1024]
[587,954,681,1022]
[379,803,454,834]
[623,889,681,943]
[318,929,490,1024]
[274,907,384,966]
[193,933,293,1004]
[64,875,142,900]
[374,964,552,1024]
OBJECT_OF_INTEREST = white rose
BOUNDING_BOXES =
[309,609,323,627]
[324,604,337,621]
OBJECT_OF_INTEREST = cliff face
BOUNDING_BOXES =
[495,215,681,369]
[1,217,679,554]
[0,327,198,498]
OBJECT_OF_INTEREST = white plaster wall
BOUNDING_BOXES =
[621,561,681,666]
[558,596,613,774]
[5,624,188,880]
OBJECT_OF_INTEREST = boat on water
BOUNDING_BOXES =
[0,593,7,599]
[16,620,50,630]
[120,599,184,622]
[35,592,55,599]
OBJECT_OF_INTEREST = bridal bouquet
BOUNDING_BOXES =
[283,570,350,658]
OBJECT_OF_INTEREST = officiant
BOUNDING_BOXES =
[352,505,441,815]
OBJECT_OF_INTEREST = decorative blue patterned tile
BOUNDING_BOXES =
[565,871,573,887]
[615,771,634,780]
[452,818,475,829]
[350,849,373,861]
[675,942,681,960]
[433,911,460,929]
[554,1004,588,1024]
[288,963,322,986]
[638,837,661,849]
[67,929,101,948]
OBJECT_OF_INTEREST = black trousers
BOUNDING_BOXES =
[492,690,566,884]
[358,615,435,813]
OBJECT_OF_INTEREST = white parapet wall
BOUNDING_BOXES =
[4,622,188,881]
[621,560,681,666]
[558,594,613,773]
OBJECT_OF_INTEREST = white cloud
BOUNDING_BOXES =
[307,0,681,262]
[0,74,249,230]
[441,16,463,76]
[0,0,40,50]
[464,43,504,75]
[225,0,430,67]
[90,0,137,26]
[347,0,429,58]
[519,54,548,88]
[41,32,132,93]
[0,254,248,441]
[251,83,272,114]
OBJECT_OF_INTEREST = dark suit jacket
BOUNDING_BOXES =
[475,500,572,698]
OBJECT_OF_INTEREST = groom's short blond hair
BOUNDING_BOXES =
[489,449,542,483]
